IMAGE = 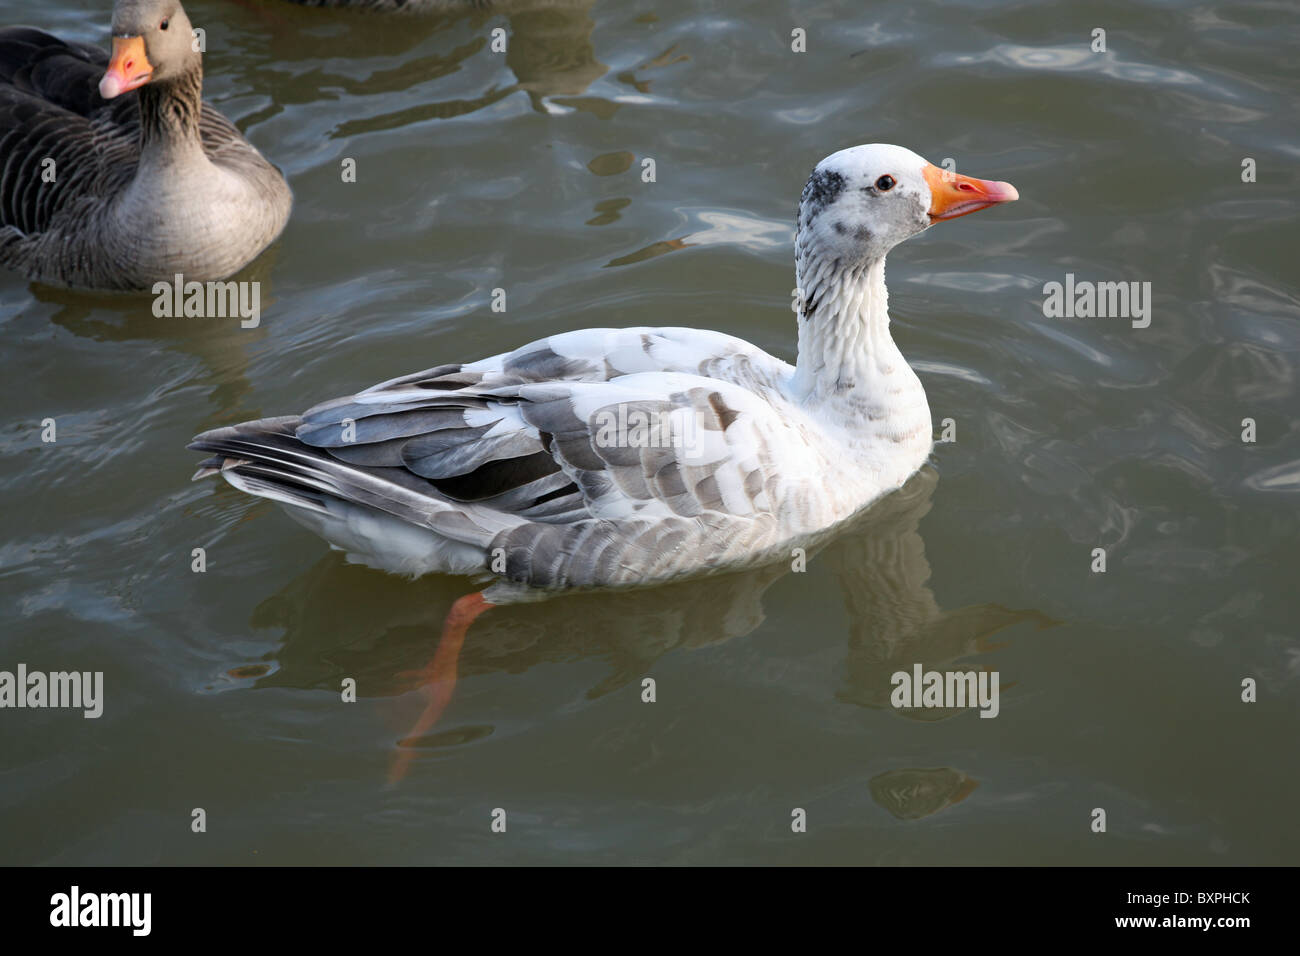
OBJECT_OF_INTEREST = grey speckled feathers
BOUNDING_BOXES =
[190,327,819,597]
[190,144,1021,600]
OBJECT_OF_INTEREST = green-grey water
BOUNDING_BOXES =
[1,0,1297,865]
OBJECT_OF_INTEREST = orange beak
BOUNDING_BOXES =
[923,163,1019,222]
[99,36,153,100]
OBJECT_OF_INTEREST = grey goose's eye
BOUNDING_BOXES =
[160,18,169,30]
[875,175,896,191]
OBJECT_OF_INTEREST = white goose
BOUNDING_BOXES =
[190,144,1017,759]
[192,143,1018,600]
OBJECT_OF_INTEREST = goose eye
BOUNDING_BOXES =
[875,175,896,191]
[160,18,169,30]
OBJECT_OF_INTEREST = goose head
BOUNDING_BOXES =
[99,0,198,100]
[797,144,1018,266]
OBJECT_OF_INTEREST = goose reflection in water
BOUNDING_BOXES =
[28,258,282,434]
[256,0,609,124]
[237,466,1053,799]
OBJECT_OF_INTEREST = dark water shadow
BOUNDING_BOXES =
[245,0,607,128]
[30,255,284,430]
[243,467,1057,698]
[238,466,1055,806]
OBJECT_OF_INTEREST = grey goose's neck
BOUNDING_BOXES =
[135,63,206,166]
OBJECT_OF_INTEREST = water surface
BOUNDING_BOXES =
[1,0,1297,864]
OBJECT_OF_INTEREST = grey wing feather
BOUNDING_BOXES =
[190,329,799,588]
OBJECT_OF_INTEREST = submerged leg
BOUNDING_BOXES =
[387,591,494,785]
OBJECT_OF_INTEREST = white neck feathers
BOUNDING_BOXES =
[789,249,932,457]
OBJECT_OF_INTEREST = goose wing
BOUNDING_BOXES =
[0,27,136,236]
[190,328,808,553]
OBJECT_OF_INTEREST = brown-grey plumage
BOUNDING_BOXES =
[0,0,291,290]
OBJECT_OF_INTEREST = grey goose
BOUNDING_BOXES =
[0,0,291,290]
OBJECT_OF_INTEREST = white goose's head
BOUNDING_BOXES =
[790,145,1019,399]
[797,144,1019,266]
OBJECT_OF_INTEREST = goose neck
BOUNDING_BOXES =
[791,255,906,401]
[136,63,206,165]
